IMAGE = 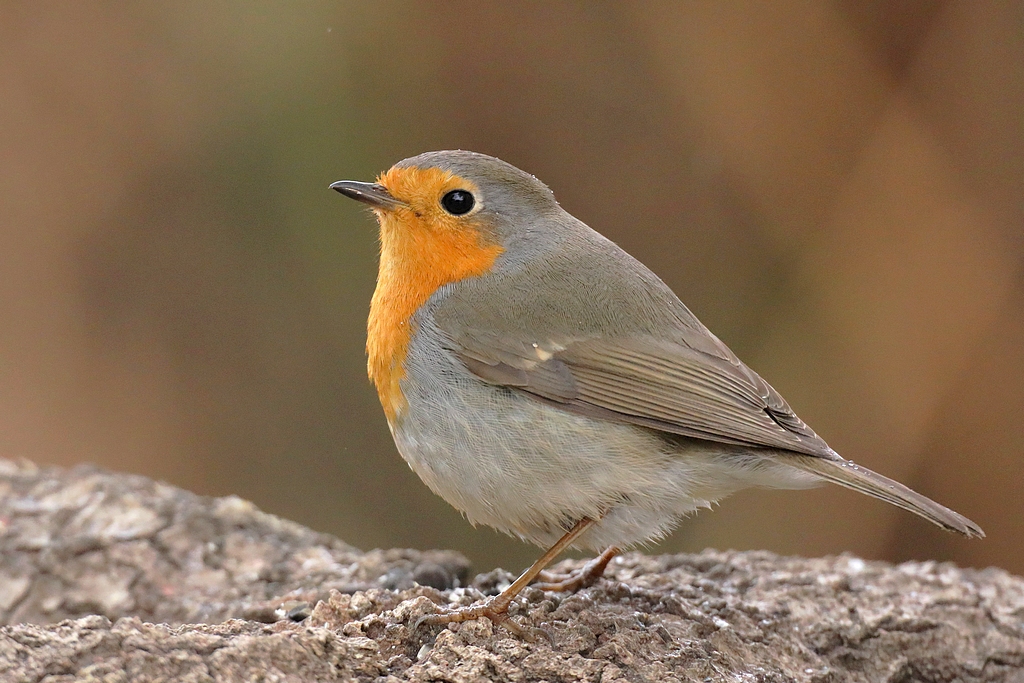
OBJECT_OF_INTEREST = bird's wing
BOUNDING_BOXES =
[445,326,832,457]
[445,325,987,538]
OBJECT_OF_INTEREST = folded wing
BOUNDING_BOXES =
[447,326,983,538]
[449,326,832,458]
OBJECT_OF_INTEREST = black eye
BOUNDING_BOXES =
[441,189,475,215]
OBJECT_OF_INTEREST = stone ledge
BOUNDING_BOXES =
[1,459,1021,682]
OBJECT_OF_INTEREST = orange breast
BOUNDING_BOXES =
[367,167,503,422]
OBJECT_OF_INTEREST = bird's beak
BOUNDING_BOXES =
[330,180,407,210]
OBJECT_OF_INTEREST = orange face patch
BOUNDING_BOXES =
[366,166,503,422]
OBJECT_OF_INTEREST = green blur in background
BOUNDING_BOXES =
[2,2,1022,575]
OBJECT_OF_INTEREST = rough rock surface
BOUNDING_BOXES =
[1,458,1022,682]
[0,458,469,628]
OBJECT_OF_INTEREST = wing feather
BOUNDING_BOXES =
[447,329,831,457]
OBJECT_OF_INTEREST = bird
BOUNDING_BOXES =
[330,150,983,637]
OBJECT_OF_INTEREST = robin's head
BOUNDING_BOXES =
[331,151,562,420]
[331,150,562,264]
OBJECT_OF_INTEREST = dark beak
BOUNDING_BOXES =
[330,180,407,210]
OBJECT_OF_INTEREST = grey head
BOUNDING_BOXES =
[394,150,577,250]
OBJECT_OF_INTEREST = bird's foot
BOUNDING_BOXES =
[411,520,602,643]
[413,598,552,643]
[533,546,619,592]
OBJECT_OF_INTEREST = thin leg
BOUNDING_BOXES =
[415,518,597,638]
[533,545,619,592]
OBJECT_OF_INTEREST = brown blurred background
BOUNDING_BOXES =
[2,2,1021,576]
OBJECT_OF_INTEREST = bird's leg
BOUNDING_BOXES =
[533,545,619,592]
[415,517,596,639]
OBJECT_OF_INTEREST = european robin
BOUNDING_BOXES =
[331,150,982,637]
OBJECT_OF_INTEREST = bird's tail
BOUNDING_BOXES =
[784,452,984,538]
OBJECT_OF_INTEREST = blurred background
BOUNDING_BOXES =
[2,2,1022,576]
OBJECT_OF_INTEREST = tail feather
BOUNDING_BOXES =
[785,453,984,538]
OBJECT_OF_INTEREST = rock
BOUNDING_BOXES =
[1,458,1022,681]
[0,459,469,627]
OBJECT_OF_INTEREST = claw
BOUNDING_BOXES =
[528,624,556,645]
[411,611,442,634]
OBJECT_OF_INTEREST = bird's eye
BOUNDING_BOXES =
[440,189,475,216]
